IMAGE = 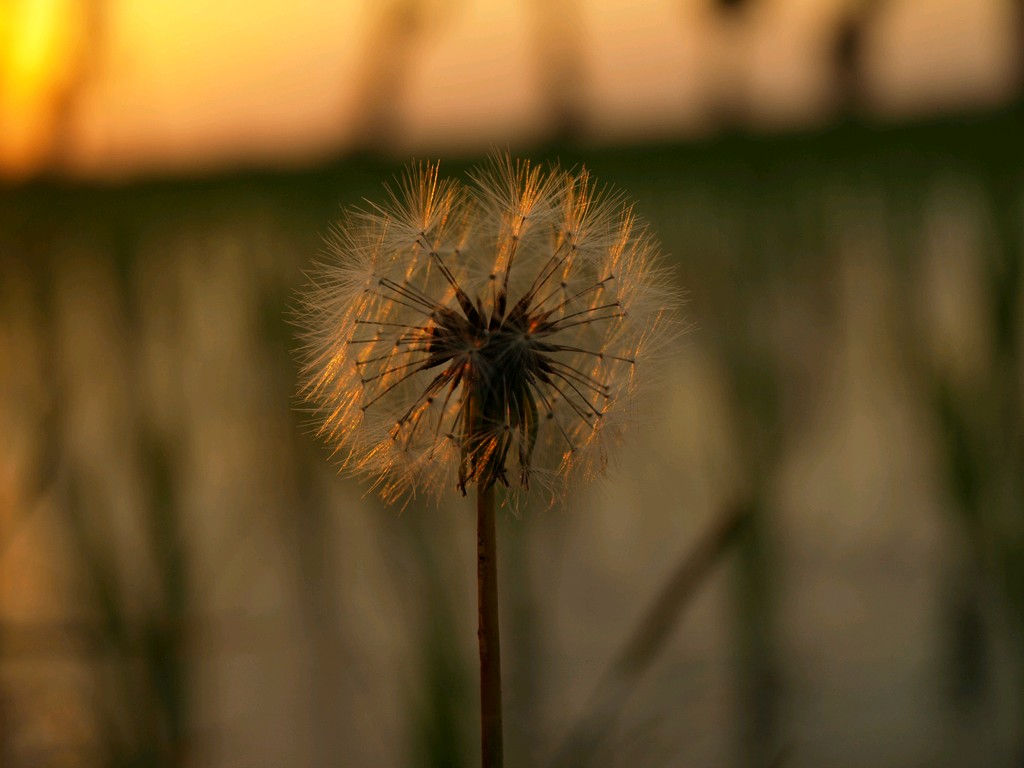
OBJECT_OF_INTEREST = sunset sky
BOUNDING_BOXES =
[0,0,1017,179]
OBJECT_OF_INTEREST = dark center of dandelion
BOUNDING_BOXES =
[356,251,628,496]
[421,298,550,493]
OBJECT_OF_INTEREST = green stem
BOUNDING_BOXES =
[477,481,503,768]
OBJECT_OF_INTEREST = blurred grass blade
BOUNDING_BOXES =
[549,503,749,768]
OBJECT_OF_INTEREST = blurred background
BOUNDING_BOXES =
[2,0,1023,766]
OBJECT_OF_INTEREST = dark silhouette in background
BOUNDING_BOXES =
[830,0,888,116]
[527,0,588,146]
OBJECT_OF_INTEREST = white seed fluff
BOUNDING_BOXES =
[296,155,678,507]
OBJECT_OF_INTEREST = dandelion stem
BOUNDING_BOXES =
[477,480,504,768]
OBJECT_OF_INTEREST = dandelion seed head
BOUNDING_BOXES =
[296,155,680,508]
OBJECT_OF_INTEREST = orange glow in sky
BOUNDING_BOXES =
[0,0,81,175]
[0,0,1017,180]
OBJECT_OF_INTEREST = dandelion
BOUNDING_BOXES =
[298,156,676,506]
[295,155,678,767]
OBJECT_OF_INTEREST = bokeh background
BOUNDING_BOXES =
[2,1,1024,766]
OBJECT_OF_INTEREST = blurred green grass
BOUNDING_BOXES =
[1,107,1023,767]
